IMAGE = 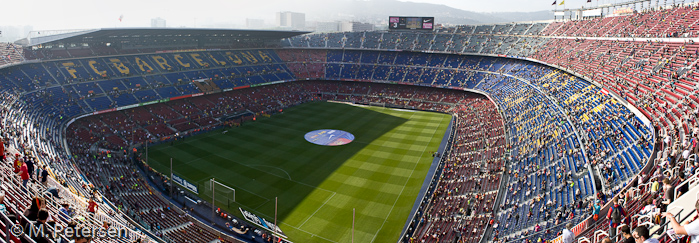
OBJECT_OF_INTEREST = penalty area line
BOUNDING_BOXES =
[242,206,340,243]
[297,191,336,228]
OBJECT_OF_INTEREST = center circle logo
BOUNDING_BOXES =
[304,129,355,146]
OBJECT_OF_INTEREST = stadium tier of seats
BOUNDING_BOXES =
[408,97,505,243]
[281,23,549,57]
[11,3,699,241]
[0,43,655,243]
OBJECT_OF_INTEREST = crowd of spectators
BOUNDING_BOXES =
[407,98,505,243]
[0,90,148,243]
[0,43,23,67]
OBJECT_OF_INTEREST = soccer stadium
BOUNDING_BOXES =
[3,0,699,243]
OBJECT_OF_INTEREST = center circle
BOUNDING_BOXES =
[304,129,355,146]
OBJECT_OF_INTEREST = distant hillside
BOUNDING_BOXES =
[302,0,553,25]
[487,11,554,23]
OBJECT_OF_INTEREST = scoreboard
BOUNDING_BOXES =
[388,16,434,30]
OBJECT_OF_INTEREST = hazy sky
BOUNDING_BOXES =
[0,0,613,31]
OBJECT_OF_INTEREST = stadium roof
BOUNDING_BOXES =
[16,28,310,47]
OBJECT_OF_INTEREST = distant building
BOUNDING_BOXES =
[0,25,33,43]
[246,19,265,29]
[276,12,305,30]
[151,18,166,28]
[314,21,374,33]
[340,21,375,32]
[316,22,340,33]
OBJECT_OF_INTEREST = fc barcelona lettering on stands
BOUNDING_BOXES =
[60,50,275,77]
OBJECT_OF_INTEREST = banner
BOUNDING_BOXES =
[572,219,588,235]
[141,100,160,106]
[172,174,198,194]
[583,9,602,17]
[170,94,193,101]
[116,103,140,111]
[93,108,116,115]
[613,8,633,16]
[551,235,563,243]
[239,208,287,238]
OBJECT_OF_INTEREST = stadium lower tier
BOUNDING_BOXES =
[64,80,506,243]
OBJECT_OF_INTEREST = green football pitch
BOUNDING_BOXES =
[147,101,451,243]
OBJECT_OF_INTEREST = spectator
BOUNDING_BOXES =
[71,227,93,243]
[632,225,658,243]
[662,199,699,242]
[639,199,656,215]
[23,196,46,223]
[43,187,61,199]
[620,225,634,243]
[23,209,50,243]
[562,222,575,243]
[0,191,16,223]
[88,197,98,217]
[39,165,49,186]
[662,178,675,205]
[591,200,601,220]
[0,191,5,214]
[16,159,29,192]
[0,138,4,162]
[25,157,35,182]
[13,153,21,173]
[59,204,74,220]
[651,178,660,195]
[607,197,627,237]
[600,237,613,243]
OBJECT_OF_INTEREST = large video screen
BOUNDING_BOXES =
[388,16,434,30]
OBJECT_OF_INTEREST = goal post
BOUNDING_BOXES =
[199,178,236,208]
[214,179,236,202]
[369,102,386,107]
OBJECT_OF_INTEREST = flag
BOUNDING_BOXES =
[559,0,565,4]
[552,0,556,5]
[118,14,124,22]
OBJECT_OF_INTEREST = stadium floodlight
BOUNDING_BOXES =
[211,178,215,225]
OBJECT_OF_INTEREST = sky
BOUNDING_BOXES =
[405,0,577,12]
[0,0,629,32]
